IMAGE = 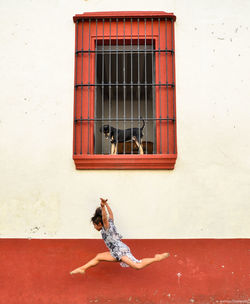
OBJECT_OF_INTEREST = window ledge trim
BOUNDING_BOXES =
[73,154,177,170]
[73,11,176,23]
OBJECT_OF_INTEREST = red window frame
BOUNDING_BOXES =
[73,11,177,169]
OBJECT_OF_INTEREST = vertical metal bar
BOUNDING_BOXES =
[130,18,133,154]
[144,18,148,154]
[109,18,112,154]
[137,18,141,153]
[116,18,119,154]
[94,19,97,154]
[165,18,169,154]
[158,18,162,154]
[87,19,91,154]
[102,19,105,154]
[171,19,176,154]
[123,18,126,154]
[74,20,79,155]
[151,18,156,154]
[80,19,84,155]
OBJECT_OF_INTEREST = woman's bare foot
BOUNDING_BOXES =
[70,267,85,275]
[155,252,170,261]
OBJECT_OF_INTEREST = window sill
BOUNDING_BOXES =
[73,154,177,170]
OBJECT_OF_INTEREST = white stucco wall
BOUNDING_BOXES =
[0,0,249,239]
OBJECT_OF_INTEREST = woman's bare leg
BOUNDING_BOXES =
[121,252,169,270]
[70,251,117,275]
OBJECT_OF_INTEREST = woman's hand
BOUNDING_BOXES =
[100,198,108,207]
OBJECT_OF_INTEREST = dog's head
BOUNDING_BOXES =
[99,125,110,139]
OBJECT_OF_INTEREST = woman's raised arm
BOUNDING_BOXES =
[100,198,114,221]
[100,199,109,229]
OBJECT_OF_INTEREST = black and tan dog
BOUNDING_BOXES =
[100,118,145,154]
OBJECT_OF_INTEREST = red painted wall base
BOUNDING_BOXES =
[0,239,249,304]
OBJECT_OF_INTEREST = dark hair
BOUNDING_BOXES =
[91,207,103,226]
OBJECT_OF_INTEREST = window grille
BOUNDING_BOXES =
[73,12,177,169]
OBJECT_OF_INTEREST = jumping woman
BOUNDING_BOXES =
[70,198,169,275]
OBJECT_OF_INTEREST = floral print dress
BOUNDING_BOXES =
[101,218,141,267]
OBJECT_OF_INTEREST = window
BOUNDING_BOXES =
[73,11,177,169]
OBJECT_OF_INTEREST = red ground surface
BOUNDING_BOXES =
[0,239,249,304]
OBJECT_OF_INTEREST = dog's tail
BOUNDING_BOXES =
[140,116,145,130]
